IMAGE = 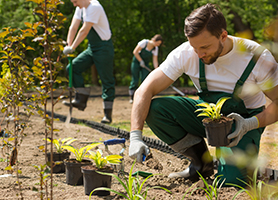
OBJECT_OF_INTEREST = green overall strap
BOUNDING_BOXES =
[233,46,265,95]
[199,46,265,96]
[199,59,208,92]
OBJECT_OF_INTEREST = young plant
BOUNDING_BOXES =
[86,149,122,169]
[89,159,172,199]
[63,142,101,162]
[185,171,225,200]
[228,168,278,200]
[33,164,50,200]
[195,97,231,121]
[43,137,77,153]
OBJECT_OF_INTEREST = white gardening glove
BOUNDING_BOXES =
[129,130,150,163]
[139,60,147,68]
[227,113,259,147]
[63,46,75,55]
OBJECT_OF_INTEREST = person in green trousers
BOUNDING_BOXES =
[128,34,163,103]
[63,0,115,124]
[128,4,278,187]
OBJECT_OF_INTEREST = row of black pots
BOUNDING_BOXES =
[47,153,112,196]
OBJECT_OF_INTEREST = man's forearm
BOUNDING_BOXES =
[131,90,153,131]
[67,26,78,46]
[257,99,278,127]
[71,28,88,49]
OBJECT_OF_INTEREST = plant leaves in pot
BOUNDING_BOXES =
[44,137,77,173]
[195,97,234,147]
[81,149,123,196]
[63,142,102,185]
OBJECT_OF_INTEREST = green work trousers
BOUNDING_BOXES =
[146,96,265,187]
[66,42,115,101]
[129,59,150,91]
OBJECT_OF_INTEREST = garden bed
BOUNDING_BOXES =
[0,86,277,199]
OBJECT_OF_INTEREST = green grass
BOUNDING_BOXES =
[110,121,156,138]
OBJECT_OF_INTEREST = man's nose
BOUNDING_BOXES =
[197,50,206,58]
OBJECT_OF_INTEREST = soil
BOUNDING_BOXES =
[0,86,277,200]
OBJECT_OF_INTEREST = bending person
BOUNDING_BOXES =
[128,34,163,103]
[63,0,115,124]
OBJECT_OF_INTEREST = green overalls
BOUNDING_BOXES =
[66,27,115,101]
[129,42,154,92]
[146,48,265,186]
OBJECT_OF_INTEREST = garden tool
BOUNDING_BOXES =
[103,138,126,176]
[140,65,185,96]
[132,171,153,178]
[65,56,73,124]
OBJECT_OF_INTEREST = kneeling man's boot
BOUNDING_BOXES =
[168,134,214,181]
[63,87,90,111]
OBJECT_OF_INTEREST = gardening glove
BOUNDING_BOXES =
[226,113,259,147]
[139,60,147,68]
[129,130,150,163]
[63,46,75,55]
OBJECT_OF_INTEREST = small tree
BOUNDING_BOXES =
[23,0,67,199]
[0,26,37,200]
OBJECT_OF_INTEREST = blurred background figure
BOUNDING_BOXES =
[128,34,163,103]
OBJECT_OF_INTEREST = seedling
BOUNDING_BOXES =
[43,137,77,153]
[86,149,122,169]
[195,97,231,121]
[187,172,225,200]
[227,168,278,200]
[63,142,101,162]
[89,159,171,199]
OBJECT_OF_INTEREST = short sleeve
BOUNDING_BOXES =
[73,7,82,20]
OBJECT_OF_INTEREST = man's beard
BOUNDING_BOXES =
[201,42,223,65]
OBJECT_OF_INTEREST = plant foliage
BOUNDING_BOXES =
[86,149,122,169]
[90,159,172,200]
[63,142,102,162]
[195,97,231,121]
[44,137,77,153]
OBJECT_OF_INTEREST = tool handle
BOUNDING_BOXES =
[67,57,73,88]
[103,138,126,145]
[132,171,153,178]
[142,154,146,161]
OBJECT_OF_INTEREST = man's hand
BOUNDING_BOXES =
[63,46,75,55]
[227,113,259,147]
[139,60,147,68]
[129,130,150,162]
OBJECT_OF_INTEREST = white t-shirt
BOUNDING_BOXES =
[159,36,278,109]
[138,39,159,56]
[73,0,111,40]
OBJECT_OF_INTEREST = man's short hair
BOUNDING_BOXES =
[184,3,227,38]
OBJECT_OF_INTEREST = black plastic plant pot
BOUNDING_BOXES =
[81,165,113,196]
[64,159,92,185]
[47,151,70,173]
[203,117,233,147]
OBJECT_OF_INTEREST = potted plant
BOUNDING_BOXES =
[90,160,171,199]
[63,142,102,185]
[195,97,233,147]
[81,149,123,196]
[44,137,77,173]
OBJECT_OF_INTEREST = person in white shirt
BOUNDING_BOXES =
[63,0,115,124]
[128,3,278,187]
[128,34,163,103]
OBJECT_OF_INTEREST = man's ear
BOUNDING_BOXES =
[220,30,228,42]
